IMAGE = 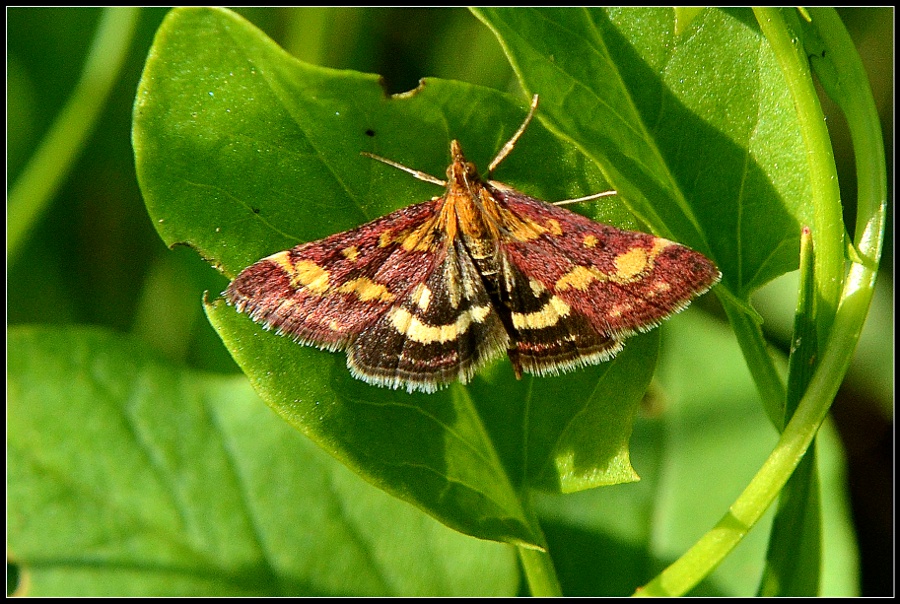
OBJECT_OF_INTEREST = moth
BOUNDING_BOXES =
[225,95,720,392]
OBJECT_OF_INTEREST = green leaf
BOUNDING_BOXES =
[206,295,654,545]
[473,7,813,297]
[7,326,518,596]
[133,7,630,275]
[134,6,663,546]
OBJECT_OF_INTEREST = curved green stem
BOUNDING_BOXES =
[7,7,140,261]
[756,8,846,339]
[637,274,875,597]
[804,8,887,266]
[636,8,886,596]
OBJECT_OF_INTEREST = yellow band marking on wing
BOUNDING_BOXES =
[555,238,675,290]
[266,252,332,294]
[390,305,491,344]
[528,278,547,297]
[555,265,604,291]
[411,283,433,311]
[511,296,571,330]
[337,277,395,303]
[613,247,649,280]
[546,219,563,236]
[292,260,331,294]
[341,246,360,262]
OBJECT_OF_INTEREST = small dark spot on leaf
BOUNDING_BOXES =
[252,208,260,214]
[365,129,376,137]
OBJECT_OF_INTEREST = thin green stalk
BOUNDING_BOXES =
[7,7,139,261]
[515,489,562,596]
[758,227,821,596]
[720,292,787,427]
[750,8,844,593]
[755,7,887,596]
[636,259,880,597]
[804,8,887,266]
[518,546,563,597]
[636,8,886,596]
[755,7,845,339]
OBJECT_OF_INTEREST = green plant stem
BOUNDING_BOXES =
[755,7,845,344]
[7,7,139,261]
[804,8,886,266]
[636,8,886,597]
[515,490,562,596]
[636,283,871,598]
[758,227,821,596]
[518,546,563,597]
[749,9,842,594]
[720,292,787,427]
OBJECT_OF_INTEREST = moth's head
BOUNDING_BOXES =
[447,140,481,187]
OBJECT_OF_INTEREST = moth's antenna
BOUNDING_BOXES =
[487,94,539,175]
[552,190,618,206]
[361,152,446,186]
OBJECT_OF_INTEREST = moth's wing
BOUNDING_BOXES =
[490,183,720,376]
[226,200,444,350]
[497,252,625,377]
[347,238,509,393]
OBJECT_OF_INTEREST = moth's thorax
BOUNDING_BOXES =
[441,141,505,275]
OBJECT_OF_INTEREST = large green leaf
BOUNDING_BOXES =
[7,326,518,596]
[204,296,655,546]
[133,7,668,546]
[474,7,812,296]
